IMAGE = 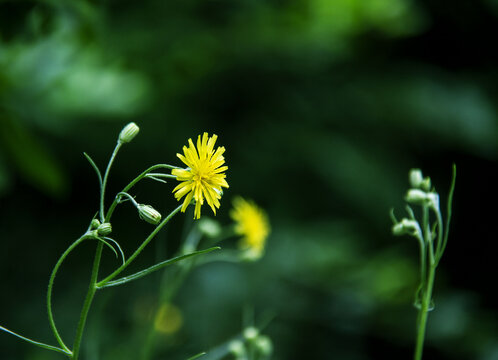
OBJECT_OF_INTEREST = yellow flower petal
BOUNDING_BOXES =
[172,133,229,219]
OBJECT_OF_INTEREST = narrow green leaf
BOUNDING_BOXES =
[187,352,207,360]
[0,325,72,356]
[389,208,397,224]
[94,237,118,259]
[440,164,456,259]
[97,247,220,288]
[83,152,103,187]
[102,236,126,265]
[145,175,168,184]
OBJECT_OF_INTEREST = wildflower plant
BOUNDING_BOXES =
[0,124,227,359]
[140,197,271,360]
[391,165,456,360]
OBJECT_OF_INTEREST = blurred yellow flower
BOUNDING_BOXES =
[172,133,229,219]
[230,197,270,259]
[154,303,183,335]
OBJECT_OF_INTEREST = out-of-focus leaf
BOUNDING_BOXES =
[0,20,149,132]
[0,115,67,197]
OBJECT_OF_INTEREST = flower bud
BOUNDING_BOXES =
[427,192,439,210]
[392,218,419,236]
[197,218,222,238]
[255,335,273,356]
[97,222,112,236]
[119,122,140,144]
[138,204,162,225]
[90,219,101,230]
[239,248,264,262]
[421,177,431,192]
[243,327,259,341]
[228,340,245,357]
[409,169,424,189]
[405,189,429,205]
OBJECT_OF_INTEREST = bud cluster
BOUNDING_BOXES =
[391,168,441,239]
[228,327,273,360]
[405,169,439,210]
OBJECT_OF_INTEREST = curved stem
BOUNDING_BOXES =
[116,191,139,208]
[47,235,90,354]
[97,204,183,287]
[105,164,179,223]
[100,143,122,223]
[72,242,104,360]
[434,210,444,264]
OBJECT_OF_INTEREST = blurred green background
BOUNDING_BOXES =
[1,0,498,359]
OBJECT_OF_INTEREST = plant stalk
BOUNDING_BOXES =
[72,242,104,360]
[414,263,436,360]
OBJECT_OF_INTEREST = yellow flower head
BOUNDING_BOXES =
[230,197,270,258]
[172,132,229,219]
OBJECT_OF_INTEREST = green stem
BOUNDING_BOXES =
[47,235,90,354]
[72,242,104,360]
[141,229,202,360]
[100,143,122,223]
[414,264,436,360]
[97,204,183,287]
[105,164,179,223]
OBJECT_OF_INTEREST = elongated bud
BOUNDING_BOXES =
[97,222,112,236]
[409,169,424,189]
[119,122,140,144]
[138,204,162,225]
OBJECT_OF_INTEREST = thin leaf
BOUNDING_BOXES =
[97,247,220,288]
[405,205,416,220]
[103,236,126,265]
[389,208,397,224]
[187,352,207,360]
[83,152,103,187]
[440,164,457,258]
[145,175,168,184]
[0,325,72,356]
[93,237,118,259]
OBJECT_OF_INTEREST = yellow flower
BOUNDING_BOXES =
[172,132,229,219]
[230,197,270,259]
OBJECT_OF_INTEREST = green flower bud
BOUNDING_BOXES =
[392,218,419,236]
[97,222,112,236]
[197,218,222,238]
[421,177,431,192]
[243,327,259,341]
[138,204,162,225]
[239,248,264,262]
[90,219,101,230]
[255,335,273,356]
[409,169,424,189]
[405,189,429,205]
[228,340,245,357]
[119,122,140,144]
[427,192,439,210]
